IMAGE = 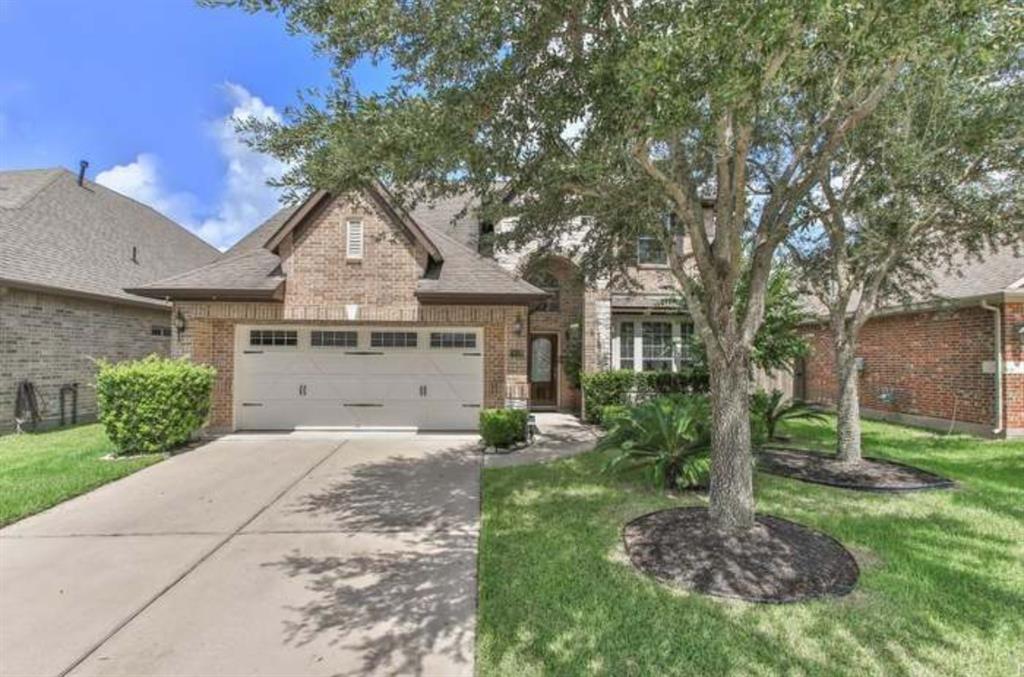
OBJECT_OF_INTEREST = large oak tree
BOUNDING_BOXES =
[209,0,1002,529]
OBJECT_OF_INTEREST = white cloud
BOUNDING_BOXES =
[95,82,287,250]
[95,153,197,226]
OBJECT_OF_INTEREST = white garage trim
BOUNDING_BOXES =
[232,325,484,432]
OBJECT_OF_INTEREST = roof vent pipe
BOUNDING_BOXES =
[77,160,89,186]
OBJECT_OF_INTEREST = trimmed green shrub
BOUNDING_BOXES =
[95,355,216,455]
[582,367,709,424]
[636,368,710,398]
[600,404,630,429]
[581,370,638,424]
[479,408,529,448]
[598,394,712,490]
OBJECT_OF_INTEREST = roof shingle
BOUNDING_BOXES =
[0,168,219,306]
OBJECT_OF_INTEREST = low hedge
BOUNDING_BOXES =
[582,368,709,424]
[95,355,216,455]
[479,408,530,448]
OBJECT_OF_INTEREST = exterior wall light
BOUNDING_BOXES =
[513,314,524,336]
[175,310,187,340]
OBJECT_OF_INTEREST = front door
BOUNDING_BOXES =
[529,333,558,408]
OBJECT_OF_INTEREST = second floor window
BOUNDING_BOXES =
[636,236,668,266]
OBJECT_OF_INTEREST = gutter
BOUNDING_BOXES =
[980,300,1004,436]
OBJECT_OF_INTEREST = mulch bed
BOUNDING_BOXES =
[757,447,956,492]
[623,507,859,603]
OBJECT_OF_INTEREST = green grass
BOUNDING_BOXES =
[478,418,1024,676]
[0,424,163,526]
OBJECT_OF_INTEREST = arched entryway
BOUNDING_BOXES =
[521,255,584,411]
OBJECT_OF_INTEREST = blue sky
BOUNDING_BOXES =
[0,0,388,248]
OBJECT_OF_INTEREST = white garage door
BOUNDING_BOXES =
[233,325,483,431]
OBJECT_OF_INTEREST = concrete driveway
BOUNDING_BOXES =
[0,434,480,677]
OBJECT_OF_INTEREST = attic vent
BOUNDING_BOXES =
[346,220,364,259]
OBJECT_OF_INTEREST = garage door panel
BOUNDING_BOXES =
[234,326,483,431]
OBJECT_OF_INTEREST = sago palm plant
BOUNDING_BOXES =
[598,395,711,490]
[751,389,828,442]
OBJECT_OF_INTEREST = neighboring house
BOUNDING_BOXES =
[798,248,1024,438]
[0,166,220,431]
[130,184,701,432]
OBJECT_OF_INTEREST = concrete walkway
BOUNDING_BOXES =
[0,434,481,677]
[484,412,600,469]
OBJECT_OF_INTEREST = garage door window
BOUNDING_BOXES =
[311,330,358,347]
[370,331,418,348]
[250,329,297,346]
[430,332,476,348]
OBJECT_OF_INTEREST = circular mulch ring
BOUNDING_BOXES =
[757,447,955,492]
[622,507,859,604]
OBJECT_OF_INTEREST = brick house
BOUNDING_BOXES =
[131,184,701,432]
[798,248,1024,438]
[0,167,220,431]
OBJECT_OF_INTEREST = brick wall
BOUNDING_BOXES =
[281,193,428,321]
[173,301,528,431]
[803,303,999,433]
[1002,302,1024,432]
[0,287,171,431]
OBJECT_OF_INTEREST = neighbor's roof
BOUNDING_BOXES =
[0,168,219,307]
[131,184,546,304]
[802,246,1023,318]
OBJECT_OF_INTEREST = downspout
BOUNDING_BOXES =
[980,300,1003,436]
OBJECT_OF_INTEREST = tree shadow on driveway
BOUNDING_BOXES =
[261,442,481,675]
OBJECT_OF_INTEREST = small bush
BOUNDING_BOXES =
[600,404,630,429]
[599,394,712,490]
[581,370,639,424]
[750,388,828,443]
[479,408,529,448]
[95,355,216,455]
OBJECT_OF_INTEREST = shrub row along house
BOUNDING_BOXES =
[798,248,1024,439]
[0,166,219,431]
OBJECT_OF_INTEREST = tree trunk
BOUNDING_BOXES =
[708,351,755,530]
[835,345,863,463]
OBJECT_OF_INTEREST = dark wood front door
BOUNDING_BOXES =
[529,334,558,408]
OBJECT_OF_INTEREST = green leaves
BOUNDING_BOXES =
[94,356,216,455]
[479,408,530,448]
[598,395,712,490]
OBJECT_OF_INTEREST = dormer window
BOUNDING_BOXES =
[346,219,364,259]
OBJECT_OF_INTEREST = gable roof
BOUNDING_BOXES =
[0,167,219,307]
[131,184,546,304]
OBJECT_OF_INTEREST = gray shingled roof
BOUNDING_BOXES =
[222,204,300,258]
[801,246,1023,318]
[415,221,546,300]
[0,168,219,306]
[409,192,480,250]
[127,249,284,299]
[134,188,544,303]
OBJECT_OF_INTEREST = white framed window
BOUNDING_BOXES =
[636,236,668,266]
[346,219,364,259]
[612,316,694,373]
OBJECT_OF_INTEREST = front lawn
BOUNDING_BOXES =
[478,418,1024,676]
[0,424,162,526]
